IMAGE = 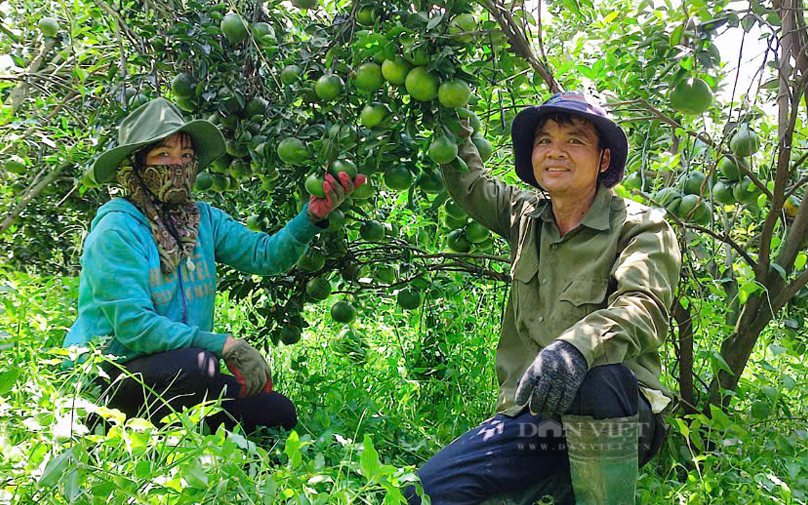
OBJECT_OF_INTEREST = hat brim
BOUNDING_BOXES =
[90,120,226,184]
[511,105,628,189]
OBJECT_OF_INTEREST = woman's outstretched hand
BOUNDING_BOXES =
[307,172,366,221]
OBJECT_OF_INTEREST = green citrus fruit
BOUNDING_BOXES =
[733,176,762,205]
[447,229,471,252]
[352,180,376,199]
[360,219,385,241]
[655,187,679,206]
[306,277,332,301]
[448,13,476,44]
[171,73,195,99]
[221,12,248,44]
[445,200,467,220]
[330,159,358,179]
[730,124,760,157]
[354,62,384,93]
[465,221,490,244]
[405,67,439,102]
[210,173,230,192]
[384,166,414,190]
[293,0,318,8]
[331,300,357,324]
[418,170,445,194]
[305,174,326,198]
[315,74,344,101]
[381,58,412,86]
[373,264,396,284]
[428,136,459,165]
[472,134,493,162]
[277,137,308,165]
[297,249,326,272]
[194,172,213,191]
[38,17,59,37]
[683,171,707,195]
[245,96,268,117]
[676,194,701,219]
[246,214,262,231]
[718,157,746,181]
[785,196,800,218]
[280,326,302,345]
[438,80,471,108]
[397,288,421,310]
[360,102,390,128]
[128,93,149,109]
[356,6,374,25]
[692,200,712,225]
[669,77,713,115]
[253,22,275,45]
[5,155,26,174]
[281,65,302,85]
[444,211,468,230]
[712,180,736,205]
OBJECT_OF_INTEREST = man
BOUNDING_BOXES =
[405,91,681,504]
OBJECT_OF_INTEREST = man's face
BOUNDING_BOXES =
[530,118,610,199]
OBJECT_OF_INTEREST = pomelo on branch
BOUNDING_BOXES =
[245,96,268,117]
[356,6,374,26]
[360,219,385,241]
[38,17,59,37]
[315,74,344,101]
[305,174,326,198]
[331,300,357,324]
[281,65,302,86]
[306,277,332,301]
[712,180,736,205]
[444,199,467,220]
[418,170,445,194]
[330,159,358,179]
[438,80,471,108]
[297,249,326,272]
[669,77,714,115]
[785,196,800,219]
[194,172,213,191]
[718,156,747,181]
[328,208,346,231]
[360,102,390,128]
[381,58,412,86]
[354,62,384,93]
[428,136,459,165]
[352,180,376,199]
[447,229,471,253]
[472,134,493,162]
[373,264,396,284]
[733,176,762,205]
[280,326,302,345]
[210,173,230,192]
[384,166,414,190]
[448,13,477,44]
[683,171,707,195]
[221,12,248,44]
[464,221,490,244]
[405,67,439,102]
[171,73,195,99]
[730,124,760,157]
[253,22,275,45]
[397,288,422,310]
[443,211,468,230]
[246,214,262,231]
[277,137,308,165]
[676,194,701,220]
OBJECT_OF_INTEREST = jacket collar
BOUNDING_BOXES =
[528,184,613,231]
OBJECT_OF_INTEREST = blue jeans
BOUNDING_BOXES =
[98,347,297,433]
[404,364,663,505]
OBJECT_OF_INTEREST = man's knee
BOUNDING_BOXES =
[568,364,638,419]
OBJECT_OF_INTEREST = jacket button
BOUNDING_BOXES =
[538,316,544,323]
[541,278,547,285]
[551,244,558,250]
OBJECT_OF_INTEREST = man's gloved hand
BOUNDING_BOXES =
[514,340,588,418]
[223,339,273,398]
[307,172,367,221]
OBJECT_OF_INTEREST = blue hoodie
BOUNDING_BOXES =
[64,198,322,363]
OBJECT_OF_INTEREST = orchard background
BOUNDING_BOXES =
[2,0,808,502]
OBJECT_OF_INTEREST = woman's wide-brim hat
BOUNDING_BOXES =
[511,91,628,189]
[88,97,226,184]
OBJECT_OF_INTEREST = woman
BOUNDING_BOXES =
[65,98,363,433]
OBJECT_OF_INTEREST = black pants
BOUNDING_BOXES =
[404,364,666,505]
[97,347,297,433]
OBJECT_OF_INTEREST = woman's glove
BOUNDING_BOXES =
[514,340,588,418]
[222,339,273,397]
[307,172,367,221]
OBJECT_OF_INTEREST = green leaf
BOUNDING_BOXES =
[39,449,73,488]
[360,434,381,482]
[0,367,20,395]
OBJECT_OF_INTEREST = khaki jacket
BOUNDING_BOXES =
[442,137,682,417]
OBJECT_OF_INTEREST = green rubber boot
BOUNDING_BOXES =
[561,414,639,505]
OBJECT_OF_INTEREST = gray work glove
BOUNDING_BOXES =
[223,339,272,398]
[514,340,588,418]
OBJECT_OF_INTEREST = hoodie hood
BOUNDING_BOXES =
[92,198,149,230]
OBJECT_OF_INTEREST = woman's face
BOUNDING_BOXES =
[145,133,195,166]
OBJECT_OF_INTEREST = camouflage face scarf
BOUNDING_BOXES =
[118,159,200,275]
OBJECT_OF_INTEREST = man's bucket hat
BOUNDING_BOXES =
[89,97,226,184]
[511,91,628,189]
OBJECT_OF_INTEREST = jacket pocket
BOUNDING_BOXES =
[558,278,610,319]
